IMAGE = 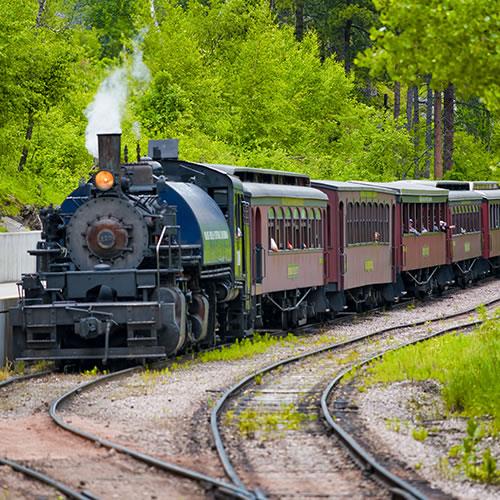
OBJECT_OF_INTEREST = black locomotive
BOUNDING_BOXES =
[11,134,250,362]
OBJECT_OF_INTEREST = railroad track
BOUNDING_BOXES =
[0,364,258,499]
[0,371,97,500]
[0,283,497,498]
[320,319,488,500]
[211,296,500,499]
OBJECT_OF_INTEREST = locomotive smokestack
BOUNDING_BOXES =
[97,133,121,175]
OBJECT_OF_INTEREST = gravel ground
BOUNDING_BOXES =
[60,279,499,497]
[0,374,206,499]
[2,279,496,498]
[353,380,500,500]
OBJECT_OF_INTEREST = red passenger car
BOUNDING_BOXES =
[247,182,328,327]
[311,181,402,311]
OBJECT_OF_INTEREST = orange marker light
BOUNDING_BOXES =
[95,170,114,191]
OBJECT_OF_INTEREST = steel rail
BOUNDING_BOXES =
[0,369,53,389]
[0,457,97,500]
[0,369,99,499]
[210,296,500,493]
[49,365,257,500]
[320,318,486,500]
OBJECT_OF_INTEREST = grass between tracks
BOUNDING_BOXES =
[198,332,298,363]
[360,305,500,483]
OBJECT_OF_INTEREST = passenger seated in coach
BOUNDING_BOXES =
[408,218,421,236]
[287,241,293,250]
[421,225,428,233]
[270,237,279,252]
[374,231,381,242]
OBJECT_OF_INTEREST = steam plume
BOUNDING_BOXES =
[84,67,128,158]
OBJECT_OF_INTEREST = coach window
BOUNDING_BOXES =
[384,204,390,242]
[284,207,292,249]
[314,208,322,247]
[491,203,500,229]
[346,202,353,244]
[268,207,276,249]
[292,208,300,248]
[307,208,314,247]
[276,208,284,249]
[300,208,308,248]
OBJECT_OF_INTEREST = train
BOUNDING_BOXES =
[10,134,500,362]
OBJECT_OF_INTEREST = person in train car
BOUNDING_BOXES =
[408,218,421,236]
[270,237,279,252]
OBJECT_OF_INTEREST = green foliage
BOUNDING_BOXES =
[136,0,414,181]
[363,308,500,431]
[357,0,500,112]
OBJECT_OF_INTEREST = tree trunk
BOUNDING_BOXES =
[18,1,46,172]
[394,81,401,120]
[443,84,455,173]
[413,86,420,177]
[18,112,34,172]
[425,81,433,178]
[406,86,413,131]
[269,0,275,11]
[36,0,46,27]
[295,0,304,41]
[344,19,352,73]
[434,91,443,179]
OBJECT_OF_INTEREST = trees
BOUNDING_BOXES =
[357,0,499,178]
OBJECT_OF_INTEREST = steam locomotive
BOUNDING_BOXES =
[10,134,500,362]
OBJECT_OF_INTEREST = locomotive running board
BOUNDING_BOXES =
[17,346,166,361]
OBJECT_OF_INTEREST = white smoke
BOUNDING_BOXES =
[84,67,129,158]
[150,0,159,27]
[131,29,151,86]
[84,29,152,157]
[132,121,141,140]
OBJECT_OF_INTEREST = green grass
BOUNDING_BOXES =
[198,333,298,363]
[412,426,429,442]
[225,403,314,438]
[363,307,500,431]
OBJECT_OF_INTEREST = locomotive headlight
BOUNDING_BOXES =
[95,170,115,191]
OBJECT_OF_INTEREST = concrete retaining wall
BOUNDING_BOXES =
[0,231,41,366]
[0,231,40,283]
[0,298,16,366]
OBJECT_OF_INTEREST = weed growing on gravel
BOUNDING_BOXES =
[141,366,171,384]
[81,366,109,377]
[411,426,428,442]
[362,307,500,431]
[198,333,298,363]
[447,419,500,484]
[227,403,314,439]
[0,360,26,380]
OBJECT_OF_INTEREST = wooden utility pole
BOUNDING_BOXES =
[434,91,443,179]
[406,86,413,131]
[443,84,455,173]
[413,86,420,178]
[425,81,433,178]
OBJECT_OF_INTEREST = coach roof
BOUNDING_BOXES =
[311,180,397,194]
[243,182,328,204]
